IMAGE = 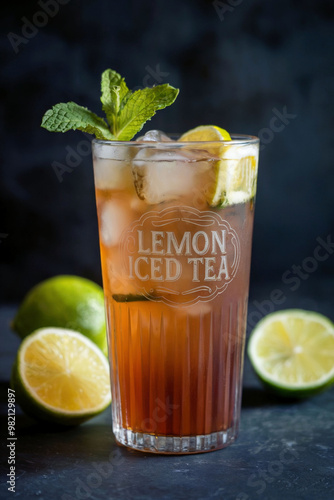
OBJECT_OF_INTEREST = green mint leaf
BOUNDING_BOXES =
[114,84,179,141]
[41,102,115,140]
[41,69,179,141]
[100,69,130,128]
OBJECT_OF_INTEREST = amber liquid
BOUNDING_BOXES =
[96,184,254,443]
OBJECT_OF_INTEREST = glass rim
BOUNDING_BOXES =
[92,134,259,148]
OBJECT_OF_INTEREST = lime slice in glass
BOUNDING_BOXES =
[248,309,334,397]
[180,125,258,207]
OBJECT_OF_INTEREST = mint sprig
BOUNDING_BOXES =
[100,69,130,129]
[115,85,178,141]
[41,69,179,141]
[41,102,115,140]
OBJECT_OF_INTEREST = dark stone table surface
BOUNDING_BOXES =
[1,294,334,500]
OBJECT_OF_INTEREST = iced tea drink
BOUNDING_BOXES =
[93,134,259,453]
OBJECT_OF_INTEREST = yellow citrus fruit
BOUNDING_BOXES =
[11,327,111,425]
[179,124,231,142]
[180,125,258,207]
[248,309,334,398]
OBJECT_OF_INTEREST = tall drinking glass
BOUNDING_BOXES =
[92,135,259,454]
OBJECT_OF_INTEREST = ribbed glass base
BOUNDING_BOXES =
[114,425,238,454]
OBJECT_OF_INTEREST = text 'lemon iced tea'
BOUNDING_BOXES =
[93,134,259,453]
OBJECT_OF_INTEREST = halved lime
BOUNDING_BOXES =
[248,309,334,397]
[180,125,258,207]
[11,327,111,425]
[12,275,108,356]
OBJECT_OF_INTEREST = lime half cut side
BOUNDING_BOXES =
[248,310,334,398]
[11,327,111,425]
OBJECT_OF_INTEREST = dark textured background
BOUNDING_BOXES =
[1,0,334,306]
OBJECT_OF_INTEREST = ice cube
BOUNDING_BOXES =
[132,145,213,205]
[93,142,136,190]
[100,200,132,246]
[222,144,258,161]
[94,157,134,190]
[132,150,195,204]
[136,130,172,142]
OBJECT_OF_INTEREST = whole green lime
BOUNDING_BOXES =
[12,275,108,356]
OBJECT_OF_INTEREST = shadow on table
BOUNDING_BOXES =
[1,382,304,465]
[242,387,302,408]
[8,412,164,462]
